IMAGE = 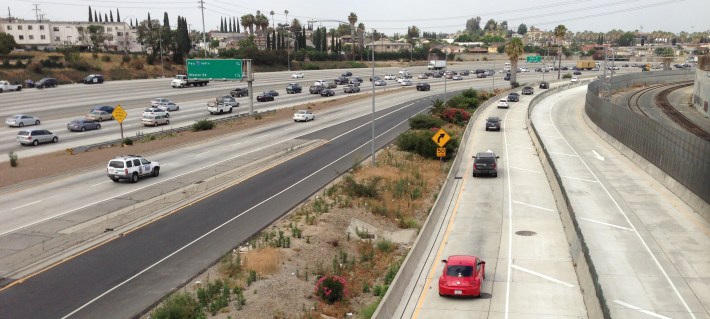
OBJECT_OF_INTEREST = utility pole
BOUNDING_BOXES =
[32,4,41,22]
[198,0,207,57]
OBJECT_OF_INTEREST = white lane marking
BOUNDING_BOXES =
[503,104,514,319]
[538,135,563,139]
[61,100,426,319]
[548,151,579,157]
[559,175,599,183]
[507,144,534,150]
[11,200,42,211]
[580,217,633,231]
[91,181,110,187]
[513,201,556,212]
[613,300,672,319]
[592,150,605,161]
[511,265,575,287]
[509,166,543,174]
[195,151,210,156]
[548,94,696,319]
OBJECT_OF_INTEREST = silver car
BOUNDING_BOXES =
[157,102,180,111]
[85,110,113,122]
[17,129,58,146]
[141,114,170,126]
[150,98,171,107]
[5,114,40,127]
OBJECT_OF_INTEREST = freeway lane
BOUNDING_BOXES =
[0,89,448,319]
[532,86,709,318]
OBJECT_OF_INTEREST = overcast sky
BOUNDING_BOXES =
[3,0,709,35]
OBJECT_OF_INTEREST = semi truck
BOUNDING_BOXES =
[576,61,599,70]
[171,74,210,88]
[428,60,447,70]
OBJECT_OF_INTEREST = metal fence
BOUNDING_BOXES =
[585,71,710,204]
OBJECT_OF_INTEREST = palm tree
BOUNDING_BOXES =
[431,99,446,116]
[505,37,524,86]
[348,12,358,60]
[554,24,567,79]
[255,11,269,49]
[241,14,255,35]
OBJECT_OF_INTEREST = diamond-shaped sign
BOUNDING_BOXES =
[112,105,127,124]
[431,129,450,147]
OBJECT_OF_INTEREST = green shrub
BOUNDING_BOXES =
[341,175,381,198]
[396,130,458,160]
[121,54,131,64]
[408,114,444,130]
[9,151,18,167]
[315,274,348,304]
[122,138,133,145]
[192,119,215,131]
[375,239,393,253]
[146,54,156,65]
[510,81,520,88]
[151,292,203,319]
[562,73,572,79]
[384,263,400,285]
[101,55,111,62]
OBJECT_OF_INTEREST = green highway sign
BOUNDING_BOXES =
[526,56,542,63]
[186,59,243,80]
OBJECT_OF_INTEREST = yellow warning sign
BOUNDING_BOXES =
[112,105,127,124]
[436,148,446,158]
[431,129,450,147]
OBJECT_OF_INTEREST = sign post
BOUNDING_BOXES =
[112,105,127,140]
[431,128,451,160]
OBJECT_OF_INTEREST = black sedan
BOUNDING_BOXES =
[342,71,353,77]
[67,119,101,132]
[257,92,275,102]
[91,105,115,113]
[507,92,520,102]
[416,83,431,91]
[320,89,335,97]
[539,82,549,89]
[521,86,534,95]
[573,70,582,75]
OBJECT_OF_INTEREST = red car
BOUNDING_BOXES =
[438,255,485,297]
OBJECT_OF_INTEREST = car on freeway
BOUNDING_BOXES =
[293,110,315,122]
[418,73,429,79]
[17,129,58,146]
[400,79,413,86]
[573,70,582,75]
[539,82,550,89]
[230,87,249,97]
[35,77,58,89]
[309,85,325,94]
[257,92,276,102]
[106,155,160,183]
[507,92,520,102]
[344,85,361,93]
[6,114,40,127]
[476,72,487,78]
[398,69,409,75]
[334,77,350,85]
[342,71,353,77]
[485,117,501,131]
[472,151,499,177]
[497,99,509,109]
[384,74,397,80]
[313,80,326,86]
[570,77,580,83]
[325,81,338,89]
[85,110,113,121]
[432,72,443,78]
[214,95,238,107]
[369,76,381,82]
[416,83,431,91]
[264,89,279,97]
[91,105,115,114]
[286,83,303,94]
[67,119,101,132]
[438,255,485,297]
[349,77,364,85]
[452,75,463,80]
[83,74,104,84]
[320,88,335,97]
[374,79,387,86]
[141,114,170,126]
[521,86,534,95]
[158,101,180,111]
[291,72,304,78]
[143,107,169,117]
[460,70,470,76]
[150,98,171,107]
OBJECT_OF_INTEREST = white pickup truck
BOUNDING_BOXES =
[207,102,233,115]
[0,80,22,93]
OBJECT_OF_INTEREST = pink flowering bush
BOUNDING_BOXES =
[315,274,348,304]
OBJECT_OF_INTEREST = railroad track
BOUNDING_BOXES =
[655,82,710,141]
[626,83,666,116]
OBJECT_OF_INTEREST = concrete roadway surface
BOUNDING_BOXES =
[397,84,588,318]
[0,60,618,160]
[0,86,453,318]
[532,86,709,318]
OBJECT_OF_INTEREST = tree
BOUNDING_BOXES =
[88,6,93,22]
[455,34,473,42]
[348,12,357,60]
[407,25,420,39]
[110,11,114,23]
[290,18,301,34]
[94,11,98,23]
[84,25,107,52]
[116,9,120,23]
[554,24,567,79]
[0,33,18,54]
[241,14,255,35]
[465,17,482,36]
[137,18,161,56]
[237,35,257,49]
[220,18,225,33]
[505,37,524,86]
[104,13,108,23]
[617,31,635,46]
[484,19,497,34]
[517,23,527,35]
[254,11,269,49]
[236,17,240,33]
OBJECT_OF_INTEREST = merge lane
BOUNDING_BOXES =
[531,85,710,319]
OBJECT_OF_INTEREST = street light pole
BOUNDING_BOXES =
[159,35,164,78]
[371,31,376,166]
[444,51,448,101]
